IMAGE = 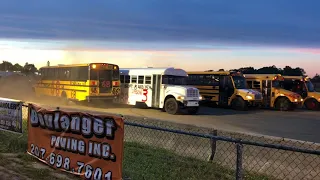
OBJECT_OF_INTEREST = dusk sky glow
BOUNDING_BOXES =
[0,1,319,76]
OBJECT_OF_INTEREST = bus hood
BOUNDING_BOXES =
[164,85,200,98]
[237,89,261,95]
[277,89,303,102]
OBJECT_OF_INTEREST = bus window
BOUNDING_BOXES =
[145,76,151,84]
[306,81,315,92]
[272,80,284,88]
[253,81,260,88]
[120,75,125,83]
[98,70,112,81]
[90,68,112,81]
[162,75,187,85]
[78,67,89,81]
[138,76,144,84]
[227,76,234,89]
[131,75,137,83]
[232,76,246,89]
[124,75,130,83]
[48,68,55,80]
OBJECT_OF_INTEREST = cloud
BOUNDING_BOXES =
[0,0,319,48]
[290,48,320,54]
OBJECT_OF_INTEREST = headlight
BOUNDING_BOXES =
[301,99,304,102]
[199,96,203,100]
[177,96,185,100]
[294,99,298,102]
[246,95,253,100]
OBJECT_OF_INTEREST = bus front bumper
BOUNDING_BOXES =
[182,100,200,107]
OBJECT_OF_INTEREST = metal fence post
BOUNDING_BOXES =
[236,142,243,180]
[208,129,217,161]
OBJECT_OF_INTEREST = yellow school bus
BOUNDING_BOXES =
[33,63,121,104]
[244,74,303,111]
[186,71,263,110]
[282,76,320,110]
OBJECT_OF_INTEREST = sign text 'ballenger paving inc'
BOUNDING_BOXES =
[27,104,124,180]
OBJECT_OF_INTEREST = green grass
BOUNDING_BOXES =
[0,121,275,180]
[123,142,273,180]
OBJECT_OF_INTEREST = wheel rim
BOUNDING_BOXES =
[307,101,316,109]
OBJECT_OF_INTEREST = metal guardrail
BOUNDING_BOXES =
[124,121,320,180]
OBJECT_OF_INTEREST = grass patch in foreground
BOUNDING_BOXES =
[0,121,28,153]
[0,120,274,180]
[123,142,274,180]
[0,121,76,179]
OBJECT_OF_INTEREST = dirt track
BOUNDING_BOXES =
[1,75,320,143]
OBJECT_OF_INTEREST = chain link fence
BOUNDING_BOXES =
[21,105,320,180]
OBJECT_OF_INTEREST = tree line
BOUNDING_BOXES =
[0,61,38,75]
[208,65,320,82]
[0,61,319,82]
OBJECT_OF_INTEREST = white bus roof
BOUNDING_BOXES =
[120,67,188,76]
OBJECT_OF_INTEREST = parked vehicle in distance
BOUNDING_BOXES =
[282,76,320,110]
[244,74,303,111]
[186,71,263,111]
[33,63,121,104]
[114,67,202,115]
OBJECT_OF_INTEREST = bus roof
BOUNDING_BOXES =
[187,71,232,75]
[120,67,188,76]
[282,75,310,81]
[40,63,118,69]
[244,74,283,80]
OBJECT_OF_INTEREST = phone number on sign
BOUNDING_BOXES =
[29,143,112,180]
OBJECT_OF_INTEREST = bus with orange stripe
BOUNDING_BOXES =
[33,63,120,104]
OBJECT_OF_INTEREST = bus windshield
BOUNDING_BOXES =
[306,81,315,92]
[272,80,284,88]
[232,76,247,89]
[162,75,187,85]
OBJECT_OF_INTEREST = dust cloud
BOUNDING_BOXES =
[0,74,59,106]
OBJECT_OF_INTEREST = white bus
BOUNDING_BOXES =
[114,67,202,114]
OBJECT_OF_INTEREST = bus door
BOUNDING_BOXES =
[152,74,161,108]
[262,80,271,107]
[219,76,234,106]
[98,70,113,94]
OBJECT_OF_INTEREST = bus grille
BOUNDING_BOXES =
[187,88,199,97]
[255,94,262,100]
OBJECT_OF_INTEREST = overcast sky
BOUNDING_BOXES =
[0,0,319,76]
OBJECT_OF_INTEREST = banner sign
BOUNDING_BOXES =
[27,104,124,180]
[0,97,23,134]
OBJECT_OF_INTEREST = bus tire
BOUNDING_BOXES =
[231,97,248,111]
[275,97,292,111]
[304,98,319,110]
[61,91,69,106]
[164,98,180,115]
[187,107,199,115]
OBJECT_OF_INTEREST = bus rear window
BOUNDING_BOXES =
[90,69,112,81]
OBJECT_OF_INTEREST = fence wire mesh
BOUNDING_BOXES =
[21,105,320,180]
